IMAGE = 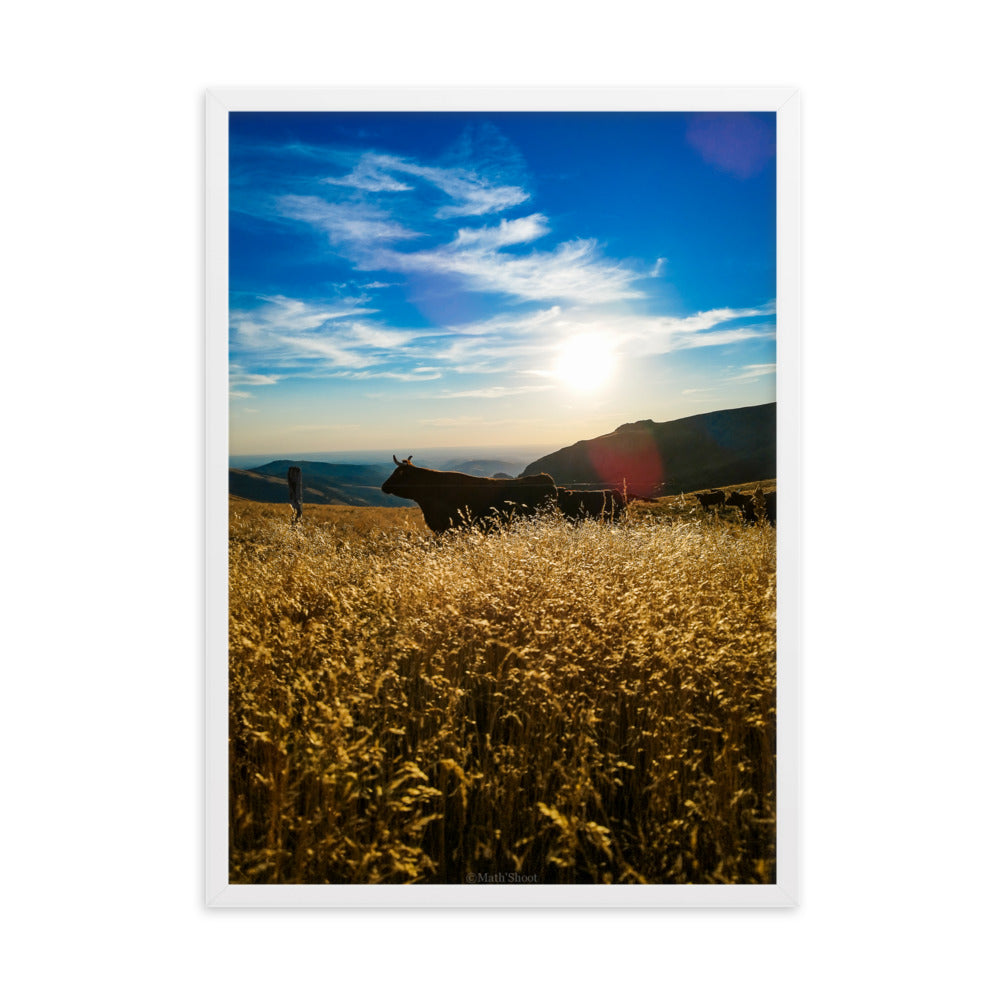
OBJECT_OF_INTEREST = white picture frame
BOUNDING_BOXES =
[206,86,800,907]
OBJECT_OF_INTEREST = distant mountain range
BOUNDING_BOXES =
[229,463,413,508]
[251,460,396,489]
[228,403,776,507]
[522,403,776,496]
[445,459,523,478]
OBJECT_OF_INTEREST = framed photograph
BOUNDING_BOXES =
[206,87,800,907]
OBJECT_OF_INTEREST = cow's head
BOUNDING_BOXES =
[381,455,416,496]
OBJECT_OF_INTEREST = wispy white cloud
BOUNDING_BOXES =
[680,363,775,399]
[455,306,564,338]
[437,384,553,399]
[429,334,551,371]
[230,295,437,378]
[551,307,775,356]
[723,363,777,383]
[230,294,375,344]
[322,150,529,217]
[385,155,529,217]
[278,194,421,246]
[451,213,550,249]
[229,365,281,399]
[671,325,774,350]
[230,372,281,387]
[274,334,379,368]
[637,305,775,337]
[650,257,668,278]
[327,368,443,382]
[377,234,644,305]
[323,155,414,193]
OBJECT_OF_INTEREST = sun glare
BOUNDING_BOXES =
[553,334,616,391]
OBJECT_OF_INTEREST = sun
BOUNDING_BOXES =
[553,334,617,391]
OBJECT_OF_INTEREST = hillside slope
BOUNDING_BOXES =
[522,402,776,496]
[250,460,394,487]
[236,460,416,508]
[228,469,364,506]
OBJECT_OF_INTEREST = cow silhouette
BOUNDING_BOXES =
[381,455,557,534]
[695,490,726,510]
[556,487,627,522]
[725,489,776,527]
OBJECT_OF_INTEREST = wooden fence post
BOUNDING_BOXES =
[287,466,303,523]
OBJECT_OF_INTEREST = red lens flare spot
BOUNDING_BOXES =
[586,425,663,496]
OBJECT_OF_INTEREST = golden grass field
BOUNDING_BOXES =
[228,487,776,885]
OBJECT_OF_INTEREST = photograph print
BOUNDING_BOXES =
[215,94,794,900]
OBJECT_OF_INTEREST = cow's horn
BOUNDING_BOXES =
[407,455,412,462]
[393,454,401,465]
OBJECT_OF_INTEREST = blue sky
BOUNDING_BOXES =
[229,111,776,457]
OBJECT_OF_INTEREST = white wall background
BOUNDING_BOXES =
[3,2,996,996]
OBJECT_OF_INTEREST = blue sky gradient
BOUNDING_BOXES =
[229,111,776,457]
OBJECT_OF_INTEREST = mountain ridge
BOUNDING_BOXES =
[521,402,776,496]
